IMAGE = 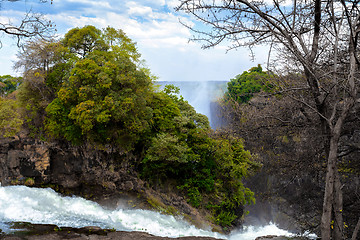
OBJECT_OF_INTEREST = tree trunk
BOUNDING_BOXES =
[352,217,360,240]
[321,134,338,239]
[333,169,343,239]
[321,99,353,239]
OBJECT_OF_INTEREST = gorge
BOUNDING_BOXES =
[0,81,317,239]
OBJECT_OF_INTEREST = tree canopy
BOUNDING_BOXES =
[0,75,23,137]
[0,75,21,97]
[43,26,154,149]
[0,97,23,138]
[226,64,273,103]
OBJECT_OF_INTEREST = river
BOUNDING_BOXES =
[0,185,313,239]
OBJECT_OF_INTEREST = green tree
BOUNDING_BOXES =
[0,97,23,137]
[17,25,257,228]
[46,26,153,150]
[16,70,51,137]
[0,75,21,97]
[102,26,141,63]
[62,25,108,58]
[14,39,68,137]
[226,65,273,103]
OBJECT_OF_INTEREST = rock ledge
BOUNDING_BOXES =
[1,222,224,240]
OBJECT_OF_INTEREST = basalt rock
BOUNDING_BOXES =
[0,137,217,232]
[243,161,360,238]
[243,168,323,234]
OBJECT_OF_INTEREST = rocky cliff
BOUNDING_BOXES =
[243,162,360,238]
[0,137,216,231]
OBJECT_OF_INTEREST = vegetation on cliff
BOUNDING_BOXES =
[0,25,258,228]
[219,65,360,237]
[0,75,23,138]
[176,0,360,237]
[225,65,273,104]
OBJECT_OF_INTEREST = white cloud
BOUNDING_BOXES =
[166,0,179,8]
[140,0,166,7]
[48,3,193,50]
[49,13,107,32]
[127,1,153,16]
[62,0,112,9]
[0,36,20,76]
[42,0,199,54]
[0,16,14,24]
[0,10,26,25]
[140,36,190,49]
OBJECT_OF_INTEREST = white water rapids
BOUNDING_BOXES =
[0,185,300,239]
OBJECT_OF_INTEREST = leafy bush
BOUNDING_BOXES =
[215,211,237,227]
[0,97,23,137]
[226,64,273,103]
[0,75,21,97]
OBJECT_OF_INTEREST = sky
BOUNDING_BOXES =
[0,0,269,81]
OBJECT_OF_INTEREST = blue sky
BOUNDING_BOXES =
[0,0,268,81]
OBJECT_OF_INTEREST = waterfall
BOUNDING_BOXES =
[0,186,302,239]
[156,81,228,129]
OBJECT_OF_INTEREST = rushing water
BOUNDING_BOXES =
[0,185,299,239]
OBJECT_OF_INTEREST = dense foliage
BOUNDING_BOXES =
[0,75,23,137]
[0,75,21,97]
[226,64,273,103]
[0,98,23,138]
[4,25,258,228]
[142,86,258,227]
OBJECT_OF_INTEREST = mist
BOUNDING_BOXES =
[156,81,228,129]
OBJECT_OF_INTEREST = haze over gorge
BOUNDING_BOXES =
[156,81,228,129]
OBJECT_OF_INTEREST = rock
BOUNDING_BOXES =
[7,150,23,169]
[243,168,323,235]
[1,222,224,240]
[255,236,287,240]
[124,180,134,191]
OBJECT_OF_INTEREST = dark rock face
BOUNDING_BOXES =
[0,137,216,232]
[0,137,137,194]
[244,165,360,238]
[243,168,323,235]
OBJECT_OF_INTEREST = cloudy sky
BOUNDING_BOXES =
[0,0,268,81]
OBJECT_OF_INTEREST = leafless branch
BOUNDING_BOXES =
[0,1,55,48]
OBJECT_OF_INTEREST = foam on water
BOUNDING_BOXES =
[0,186,296,239]
[229,224,294,240]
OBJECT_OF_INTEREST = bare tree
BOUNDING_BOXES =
[176,0,360,238]
[0,0,55,48]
